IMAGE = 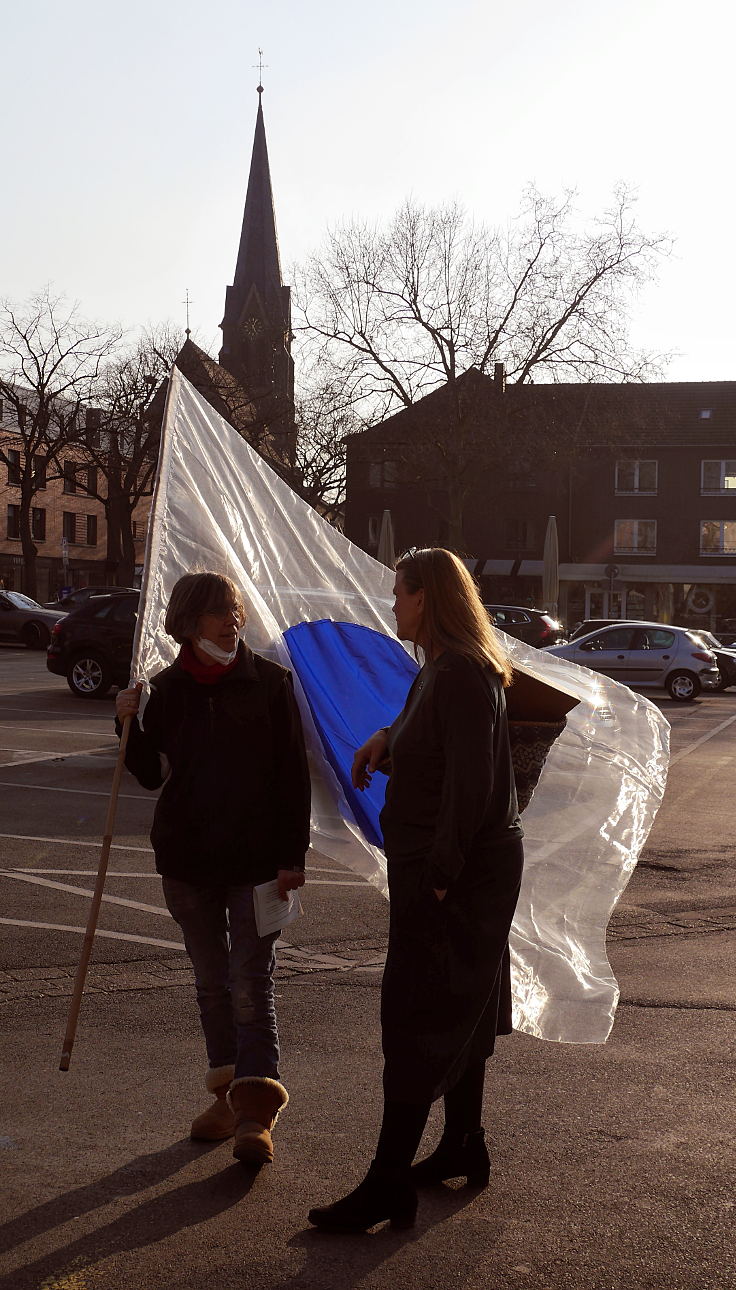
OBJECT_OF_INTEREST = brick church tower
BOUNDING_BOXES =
[219,86,295,457]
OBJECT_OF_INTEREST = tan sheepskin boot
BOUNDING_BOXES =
[227,1076,289,1164]
[190,1064,236,1141]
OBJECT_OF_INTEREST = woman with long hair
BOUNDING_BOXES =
[308,548,524,1232]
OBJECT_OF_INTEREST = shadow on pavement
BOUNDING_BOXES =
[275,1185,495,1290]
[0,1138,259,1288]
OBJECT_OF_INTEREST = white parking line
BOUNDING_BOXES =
[0,835,364,881]
[1,869,171,917]
[0,723,117,738]
[0,780,149,800]
[0,705,112,725]
[670,712,736,766]
[0,916,184,951]
[0,832,153,853]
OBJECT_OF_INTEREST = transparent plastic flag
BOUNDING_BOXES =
[132,368,670,1044]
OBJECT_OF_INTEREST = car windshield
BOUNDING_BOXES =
[5,592,41,609]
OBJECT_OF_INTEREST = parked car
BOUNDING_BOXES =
[484,605,566,648]
[46,592,139,698]
[44,585,137,611]
[0,590,67,649]
[569,618,621,640]
[545,622,719,700]
[690,630,736,691]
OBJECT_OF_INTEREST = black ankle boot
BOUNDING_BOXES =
[411,1128,490,1188]
[307,1160,418,1233]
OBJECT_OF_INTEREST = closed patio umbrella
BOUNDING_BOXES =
[542,514,559,619]
[376,509,396,569]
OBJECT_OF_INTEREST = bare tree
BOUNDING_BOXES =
[0,289,122,598]
[290,344,361,523]
[296,188,672,545]
[74,325,185,585]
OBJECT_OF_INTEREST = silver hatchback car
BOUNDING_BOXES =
[545,621,719,701]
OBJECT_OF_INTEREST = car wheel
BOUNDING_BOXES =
[67,653,112,699]
[22,622,50,650]
[667,671,701,701]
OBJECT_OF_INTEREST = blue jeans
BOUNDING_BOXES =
[162,877,280,1080]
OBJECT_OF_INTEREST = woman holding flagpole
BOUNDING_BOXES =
[115,571,310,1166]
[308,548,524,1233]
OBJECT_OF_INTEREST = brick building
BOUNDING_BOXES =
[344,372,736,634]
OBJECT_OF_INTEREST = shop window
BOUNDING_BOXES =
[701,460,736,494]
[614,519,657,555]
[615,460,657,494]
[6,449,21,486]
[699,520,736,555]
[7,505,20,540]
[31,508,46,542]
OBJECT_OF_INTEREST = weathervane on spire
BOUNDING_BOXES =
[253,47,268,96]
[182,289,193,339]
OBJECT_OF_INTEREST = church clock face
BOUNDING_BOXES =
[240,316,263,340]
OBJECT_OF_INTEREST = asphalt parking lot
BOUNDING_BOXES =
[1,646,734,1290]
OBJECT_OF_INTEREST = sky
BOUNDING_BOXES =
[2,0,734,382]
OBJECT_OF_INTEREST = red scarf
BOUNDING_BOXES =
[178,640,240,685]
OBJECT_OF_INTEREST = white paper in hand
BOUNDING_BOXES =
[253,880,303,938]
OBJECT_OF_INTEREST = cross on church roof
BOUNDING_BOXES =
[253,47,268,95]
[182,288,193,338]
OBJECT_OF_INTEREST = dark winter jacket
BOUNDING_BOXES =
[116,643,311,885]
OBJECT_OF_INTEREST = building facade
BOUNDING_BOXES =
[344,374,736,635]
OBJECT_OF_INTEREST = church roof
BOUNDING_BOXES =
[230,94,285,321]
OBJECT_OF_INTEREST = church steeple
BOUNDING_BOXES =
[219,86,294,449]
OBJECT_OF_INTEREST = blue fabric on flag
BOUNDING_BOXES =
[283,620,418,846]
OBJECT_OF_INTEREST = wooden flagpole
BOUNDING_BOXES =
[58,713,133,1071]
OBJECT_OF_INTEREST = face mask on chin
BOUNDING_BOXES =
[196,636,239,666]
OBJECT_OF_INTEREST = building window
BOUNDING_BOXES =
[62,511,77,543]
[63,461,77,494]
[31,508,46,542]
[503,516,535,551]
[33,454,47,489]
[615,460,658,494]
[700,520,736,556]
[86,515,97,546]
[701,460,736,495]
[367,460,399,490]
[6,449,21,486]
[7,504,20,540]
[85,408,101,447]
[614,519,657,555]
[86,466,97,496]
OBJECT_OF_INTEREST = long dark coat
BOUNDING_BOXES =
[379,651,524,1104]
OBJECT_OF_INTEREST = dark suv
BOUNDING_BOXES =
[47,593,139,698]
[484,605,566,648]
